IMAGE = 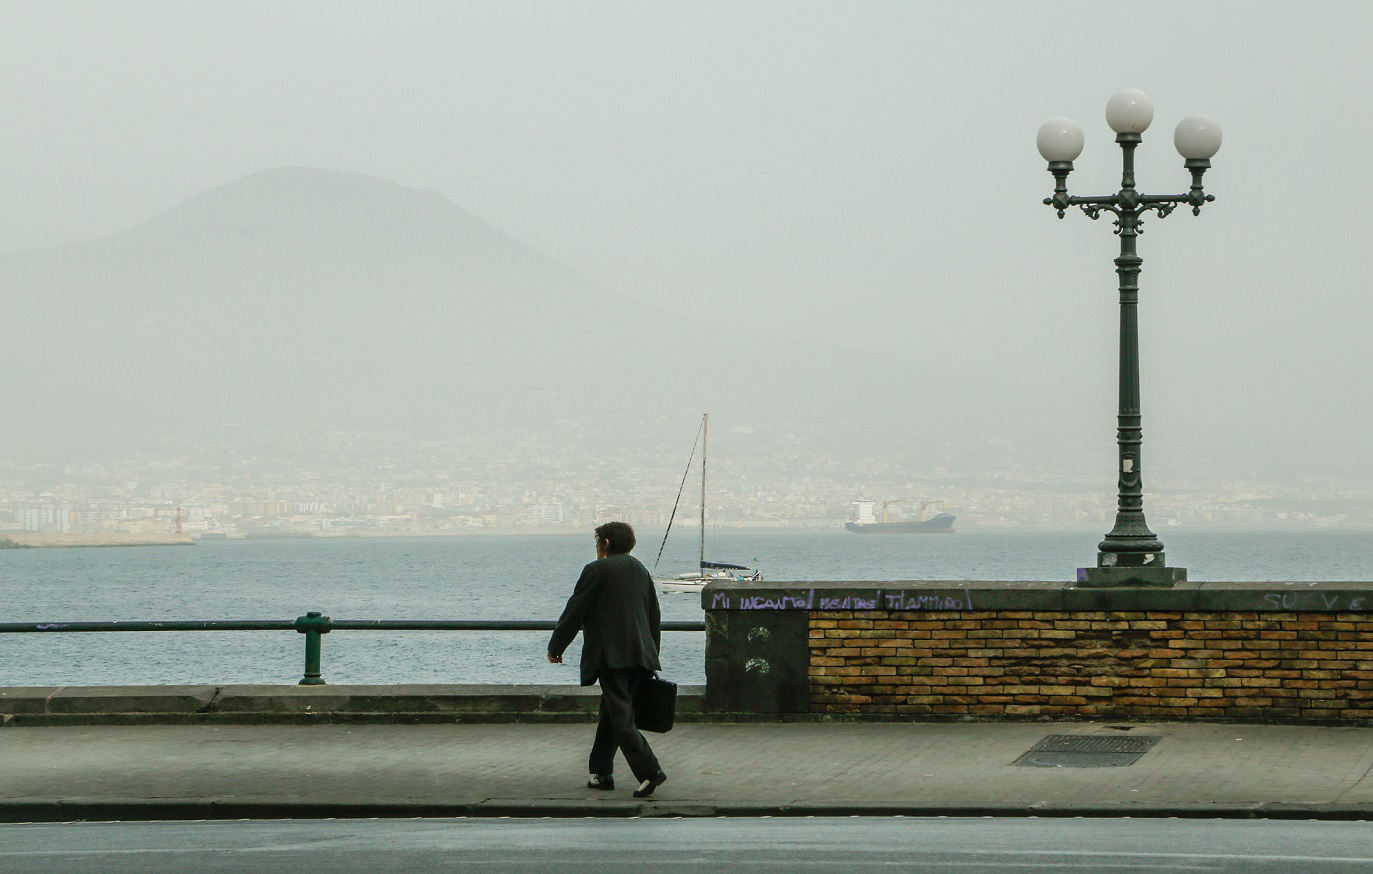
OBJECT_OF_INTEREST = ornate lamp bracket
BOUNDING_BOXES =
[1077,203,1119,223]
[1147,202,1178,221]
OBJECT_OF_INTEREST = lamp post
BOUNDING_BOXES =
[1038,89,1221,587]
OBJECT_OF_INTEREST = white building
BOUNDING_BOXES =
[20,506,72,532]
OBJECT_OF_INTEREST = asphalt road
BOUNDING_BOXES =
[4,817,1373,873]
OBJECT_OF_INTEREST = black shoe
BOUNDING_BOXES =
[587,774,615,790]
[632,771,667,798]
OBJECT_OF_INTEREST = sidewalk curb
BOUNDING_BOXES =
[4,799,1373,823]
[8,686,1373,728]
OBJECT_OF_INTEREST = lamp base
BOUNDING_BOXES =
[1077,566,1187,588]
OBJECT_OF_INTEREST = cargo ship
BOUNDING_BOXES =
[845,499,956,534]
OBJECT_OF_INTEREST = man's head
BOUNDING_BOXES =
[594,521,636,557]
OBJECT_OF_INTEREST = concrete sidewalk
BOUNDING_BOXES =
[5,719,1373,821]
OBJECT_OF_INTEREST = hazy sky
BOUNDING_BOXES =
[3,1,1372,480]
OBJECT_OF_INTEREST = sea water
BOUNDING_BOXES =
[1,529,1371,687]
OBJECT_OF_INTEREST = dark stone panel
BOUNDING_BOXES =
[1061,582,1202,612]
[703,611,808,713]
[1079,567,1187,588]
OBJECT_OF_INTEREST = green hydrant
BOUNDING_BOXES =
[294,611,332,685]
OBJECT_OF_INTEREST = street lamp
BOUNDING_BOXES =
[1038,89,1221,587]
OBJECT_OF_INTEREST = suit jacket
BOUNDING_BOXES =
[548,553,662,686]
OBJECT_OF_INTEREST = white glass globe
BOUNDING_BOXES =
[1174,114,1222,160]
[1105,89,1154,134]
[1036,117,1084,162]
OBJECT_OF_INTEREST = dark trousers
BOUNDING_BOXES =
[588,667,661,782]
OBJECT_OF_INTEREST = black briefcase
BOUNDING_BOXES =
[633,672,677,733]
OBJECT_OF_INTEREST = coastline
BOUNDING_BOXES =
[225,523,1373,540]
[0,533,195,548]
[3,523,1369,549]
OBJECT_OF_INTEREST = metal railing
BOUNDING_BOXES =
[0,613,707,685]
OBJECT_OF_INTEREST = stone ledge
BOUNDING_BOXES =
[0,686,219,715]
[0,684,706,726]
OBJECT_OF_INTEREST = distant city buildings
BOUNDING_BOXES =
[0,428,1369,536]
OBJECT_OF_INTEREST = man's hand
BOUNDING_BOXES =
[547,652,563,664]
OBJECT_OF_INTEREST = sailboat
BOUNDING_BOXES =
[652,413,763,594]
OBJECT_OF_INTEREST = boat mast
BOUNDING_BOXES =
[700,412,707,573]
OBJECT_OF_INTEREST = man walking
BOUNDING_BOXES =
[548,521,668,798]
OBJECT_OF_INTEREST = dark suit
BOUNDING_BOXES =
[549,552,662,781]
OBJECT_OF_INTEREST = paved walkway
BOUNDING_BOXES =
[5,720,1373,820]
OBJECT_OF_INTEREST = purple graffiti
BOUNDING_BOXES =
[883,589,974,611]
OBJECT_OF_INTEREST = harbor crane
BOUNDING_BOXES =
[919,500,947,522]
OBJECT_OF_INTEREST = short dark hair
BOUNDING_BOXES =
[595,521,636,555]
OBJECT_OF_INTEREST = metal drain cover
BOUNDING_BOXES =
[1013,734,1161,768]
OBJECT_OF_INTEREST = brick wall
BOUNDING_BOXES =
[809,610,1373,720]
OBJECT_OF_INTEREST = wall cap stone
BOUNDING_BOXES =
[702,579,1373,612]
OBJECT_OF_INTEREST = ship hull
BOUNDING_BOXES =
[845,513,956,534]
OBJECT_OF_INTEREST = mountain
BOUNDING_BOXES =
[0,167,1060,469]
